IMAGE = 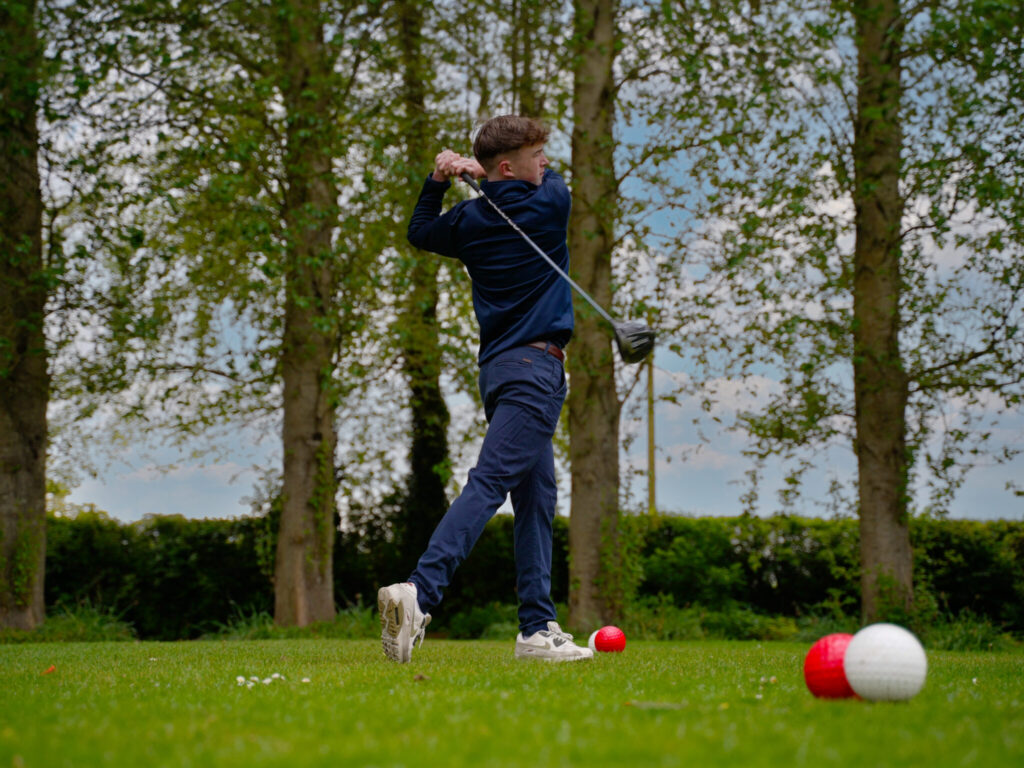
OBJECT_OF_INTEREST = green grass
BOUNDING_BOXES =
[2,639,1021,767]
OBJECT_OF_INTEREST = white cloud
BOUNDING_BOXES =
[658,443,739,472]
[122,461,255,484]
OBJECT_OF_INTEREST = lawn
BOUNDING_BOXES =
[2,638,1021,767]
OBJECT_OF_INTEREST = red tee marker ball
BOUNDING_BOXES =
[804,633,855,699]
[594,625,626,653]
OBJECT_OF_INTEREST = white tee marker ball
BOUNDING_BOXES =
[588,630,599,652]
[843,623,927,701]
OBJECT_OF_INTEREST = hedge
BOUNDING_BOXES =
[45,512,272,639]
[43,511,1024,639]
[635,515,1024,633]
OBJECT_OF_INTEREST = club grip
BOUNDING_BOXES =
[460,172,482,192]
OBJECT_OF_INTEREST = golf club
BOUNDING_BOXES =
[460,172,655,364]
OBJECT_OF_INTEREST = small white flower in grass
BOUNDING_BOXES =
[272,673,284,680]
[236,676,246,685]
[973,678,979,685]
[250,676,259,682]
[246,682,255,689]
[301,678,311,684]
[262,678,272,685]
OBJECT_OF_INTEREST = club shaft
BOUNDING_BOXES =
[460,173,617,329]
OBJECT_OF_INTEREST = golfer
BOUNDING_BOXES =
[378,115,592,662]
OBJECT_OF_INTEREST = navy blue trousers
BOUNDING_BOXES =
[408,343,566,637]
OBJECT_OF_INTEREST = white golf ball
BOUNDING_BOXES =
[843,623,927,701]
[588,630,599,652]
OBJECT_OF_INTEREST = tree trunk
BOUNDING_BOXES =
[511,0,541,116]
[273,2,338,626]
[851,0,912,622]
[400,265,451,568]
[394,0,451,571]
[568,0,622,629]
[0,0,47,630]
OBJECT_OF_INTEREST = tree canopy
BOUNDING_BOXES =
[1,0,1019,628]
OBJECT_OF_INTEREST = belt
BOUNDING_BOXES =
[527,340,565,362]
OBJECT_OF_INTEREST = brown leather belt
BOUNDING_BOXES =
[527,340,565,362]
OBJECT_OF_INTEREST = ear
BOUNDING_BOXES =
[498,158,515,178]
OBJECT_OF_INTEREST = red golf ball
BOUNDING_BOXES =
[594,625,626,653]
[804,633,855,698]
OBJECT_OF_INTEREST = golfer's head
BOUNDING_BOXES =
[473,115,550,185]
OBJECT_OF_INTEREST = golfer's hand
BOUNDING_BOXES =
[432,151,485,182]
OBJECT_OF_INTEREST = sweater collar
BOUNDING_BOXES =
[479,175,543,203]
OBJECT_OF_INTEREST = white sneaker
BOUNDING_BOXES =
[378,582,431,663]
[514,621,594,662]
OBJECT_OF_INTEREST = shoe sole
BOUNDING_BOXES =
[378,587,404,639]
[378,587,409,662]
[514,647,593,662]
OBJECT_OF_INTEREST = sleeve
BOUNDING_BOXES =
[407,175,460,258]
[541,168,571,222]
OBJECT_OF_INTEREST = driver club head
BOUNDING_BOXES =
[614,320,656,364]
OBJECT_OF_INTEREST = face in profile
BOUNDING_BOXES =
[501,142,548,185]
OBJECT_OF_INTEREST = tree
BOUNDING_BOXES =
[651,0,1024,620]
[567,0,624,627]
[565,0,712,628]
[51,0,395,626]
[849,0,912,619]
[848,0,1023,617]
[271,0,348,626]
[390,0,453,572]
[0,0,47,629]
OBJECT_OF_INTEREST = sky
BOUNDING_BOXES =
[61,45,1024,525]
[66,344,1024,524]
[60,180,1024,525]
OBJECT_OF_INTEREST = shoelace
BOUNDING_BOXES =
[412,614,431,649]
[547,624,574,642]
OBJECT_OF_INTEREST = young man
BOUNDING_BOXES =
[377,115,592,662]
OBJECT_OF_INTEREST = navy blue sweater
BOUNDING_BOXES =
[407,167,574,364]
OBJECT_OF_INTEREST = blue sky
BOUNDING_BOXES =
[64,180,1024,525]
[66,345,1023,524]
[64,89,1024,524]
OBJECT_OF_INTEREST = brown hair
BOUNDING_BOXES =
[472,115,550,172]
